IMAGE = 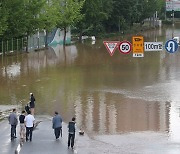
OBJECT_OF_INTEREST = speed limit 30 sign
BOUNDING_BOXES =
[119,41,132,54]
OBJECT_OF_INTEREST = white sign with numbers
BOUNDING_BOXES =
[144,42,163,51]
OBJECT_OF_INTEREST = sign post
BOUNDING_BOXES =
[132,36,144,57]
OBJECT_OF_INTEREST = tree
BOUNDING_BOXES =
[0,1,8,36]
[23,0,45,51]
[2,0,26,39]
[39,0,59,47]
[57,0,84,45]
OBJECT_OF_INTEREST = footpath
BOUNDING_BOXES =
[0,116,83,154]
[19,116,76,154]
[0,112,108,154]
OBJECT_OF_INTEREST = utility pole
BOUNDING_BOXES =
[172,9,174,27]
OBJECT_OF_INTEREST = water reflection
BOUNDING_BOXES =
[108,103,117,134]
[2,62,20,78]
[74,92,170,134]
[85,94,94,133]
[169,102,180,142]
[99,93,107,134]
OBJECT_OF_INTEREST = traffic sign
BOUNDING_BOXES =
[144,42,163,51]
[103,41,119,56]
[165,39,179,53]
[118,41,132,54]
[132,36,144,57]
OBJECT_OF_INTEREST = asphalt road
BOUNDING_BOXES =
[0,116,77,154]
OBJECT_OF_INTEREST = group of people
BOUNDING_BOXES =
[8,93,77,149]
[52,111,76,149]
[8,108,35,141]
[8,93,36,141]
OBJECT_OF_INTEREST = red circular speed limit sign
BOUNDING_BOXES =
[118,41,132,54]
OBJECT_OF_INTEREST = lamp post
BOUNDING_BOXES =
[172,9,174,27]
[172,9,174,38]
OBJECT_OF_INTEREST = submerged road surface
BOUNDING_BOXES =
[1,115,180,154]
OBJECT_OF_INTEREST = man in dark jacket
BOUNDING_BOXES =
[8,108,18,140]
[68,117,76,149]
[52,111,62,139]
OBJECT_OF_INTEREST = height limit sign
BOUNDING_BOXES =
[103,41,119,56]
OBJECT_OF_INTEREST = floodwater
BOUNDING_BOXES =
[1,25,180,153]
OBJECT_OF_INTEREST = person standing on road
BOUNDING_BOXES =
[29,93,35,115]
[68,117,76,149]
[19,110,26,139]
[52,111,62,140]
[8,108,18,140]
[25,110,35,142]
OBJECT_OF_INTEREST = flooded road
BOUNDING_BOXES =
[1,25,180,153]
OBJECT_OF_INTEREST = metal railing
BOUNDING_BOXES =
[0,38,26,55]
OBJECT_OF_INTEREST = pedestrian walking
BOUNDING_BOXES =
[24,110,35,142]
[68,117,76,149]
[29,93,35,115]
[19,110,26,139]
[8,108,18,140]
[52,111,62,140]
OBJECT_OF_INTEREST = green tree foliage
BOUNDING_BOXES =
[1,0,45,40]
[23,0,45,36]
[0,0,165,42]
[0,1,8,36]
[76,0,164,36]
[57,0,84,45]
[75,0,114,39]
[39,0,59,47]
[1,0,25,39]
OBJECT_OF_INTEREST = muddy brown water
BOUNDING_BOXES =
[1,25,180,145]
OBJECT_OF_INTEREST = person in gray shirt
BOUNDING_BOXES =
[52,111,62,139]
[8,109,18,140]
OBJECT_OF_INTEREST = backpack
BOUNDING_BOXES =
[25,104,30,113]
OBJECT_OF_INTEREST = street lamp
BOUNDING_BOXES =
[171,9,174,38]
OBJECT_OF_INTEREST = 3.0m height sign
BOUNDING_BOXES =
[118,41,132,54]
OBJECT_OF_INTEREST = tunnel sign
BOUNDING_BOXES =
[132,36,144,57]
[165,39,178,53]
[103,41,119,56]
[118,41,132,54]
[144,42,163,51]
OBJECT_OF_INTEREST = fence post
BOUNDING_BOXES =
[17,38,18,51]
[7,40,8,52]
[12,38,13,51]
[2,41,4,54]
[22,38,23,50]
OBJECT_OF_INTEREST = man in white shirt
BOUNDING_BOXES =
[24,111,35,142]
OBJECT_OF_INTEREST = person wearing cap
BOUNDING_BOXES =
[29,93,35,115]
[52,111,63,140]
